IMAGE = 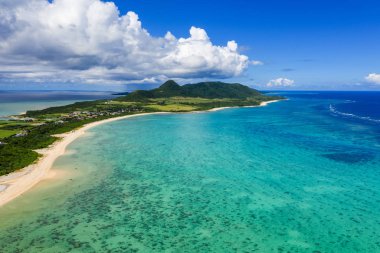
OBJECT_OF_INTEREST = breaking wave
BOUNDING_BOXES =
[329,104,380,123]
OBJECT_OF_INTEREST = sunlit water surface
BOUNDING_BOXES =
[0,92,379,252]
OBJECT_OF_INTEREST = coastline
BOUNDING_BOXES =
[0,100,281,207]
[207,99,281,111]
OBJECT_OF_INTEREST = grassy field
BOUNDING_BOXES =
[143,97,266,112]
[0,130,18,139]
[145,104,196,112]
[0,121,35,139]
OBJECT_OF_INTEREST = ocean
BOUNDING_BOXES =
[0,90,115,119]
[0,91,379,252]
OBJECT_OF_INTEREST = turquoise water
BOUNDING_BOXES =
[0,92,380,252]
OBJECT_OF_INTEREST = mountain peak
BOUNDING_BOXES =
[159,80,180,89]
[120,80,267,101]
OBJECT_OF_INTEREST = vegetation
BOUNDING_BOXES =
[0,129,18,139]
[0,121,32,138]
[0,80,283,175]
[0,145,39,176]
[117,80,265,101]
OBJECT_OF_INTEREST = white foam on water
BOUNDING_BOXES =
[329,104,380,123]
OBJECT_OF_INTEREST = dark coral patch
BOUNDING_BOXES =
[322,152,375,164]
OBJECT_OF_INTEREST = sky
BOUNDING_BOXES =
[0,0,380,91]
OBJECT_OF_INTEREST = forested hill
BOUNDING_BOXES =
[118,80,268,101]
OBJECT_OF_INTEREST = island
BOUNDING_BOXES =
[0,80,283,206]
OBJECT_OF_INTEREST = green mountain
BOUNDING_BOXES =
[181,81,262,99]
[119,80,267,101]
[153,80,184,97]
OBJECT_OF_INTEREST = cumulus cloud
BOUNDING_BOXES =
[0,0,249,85]
[267,78,295,87]
[365,73,380,85]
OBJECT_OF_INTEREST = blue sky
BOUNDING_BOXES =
[0,0,380,90]
[118,0,380,90]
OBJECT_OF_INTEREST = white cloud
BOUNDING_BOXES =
[0,0,249,85]
[251,60,263,66]
[365,73,380,85]
[267,78,295,87]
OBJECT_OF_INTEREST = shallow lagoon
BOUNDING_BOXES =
[0,92,379,252]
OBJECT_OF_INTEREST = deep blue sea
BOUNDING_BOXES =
[282,91,380,124]
[0,90,114,119]
[0,91,379,252]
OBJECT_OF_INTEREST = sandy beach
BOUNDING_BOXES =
[207,99,281,111]
[0,100,281,207]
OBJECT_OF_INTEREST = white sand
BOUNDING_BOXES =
[208,99,281,111]
[0,99,281,207]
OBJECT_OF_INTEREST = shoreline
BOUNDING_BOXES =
[0,99,281,207]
